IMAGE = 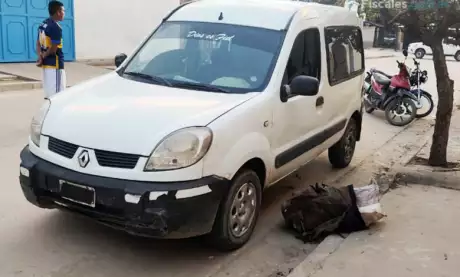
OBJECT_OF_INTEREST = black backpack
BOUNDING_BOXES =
[281,183,367,243]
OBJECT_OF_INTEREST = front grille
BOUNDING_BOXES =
[95,149,140,169]
[48,137,79,158]
[47,137,140,169]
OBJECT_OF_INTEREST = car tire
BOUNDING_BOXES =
[455,51,460,62]
[415,48,425,59]
[208,169,262,251]
[328,118,357,169]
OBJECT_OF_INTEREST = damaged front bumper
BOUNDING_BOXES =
[19,146,229,239]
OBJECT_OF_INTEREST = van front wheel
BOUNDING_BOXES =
[209,169,262,251]
[328,118,357,168]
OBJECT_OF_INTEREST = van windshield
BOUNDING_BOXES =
[121,21,284,93]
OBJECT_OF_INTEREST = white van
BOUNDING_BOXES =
[20,0,365,250]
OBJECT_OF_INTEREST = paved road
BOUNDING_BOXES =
[1,56,458,277]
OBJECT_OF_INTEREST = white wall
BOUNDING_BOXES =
[74,0,180,60]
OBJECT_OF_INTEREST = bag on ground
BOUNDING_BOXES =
[281,183,367,243]
[353,182,386,226]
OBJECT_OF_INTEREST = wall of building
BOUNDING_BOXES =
[74,0,180,60]
[362,26,375,49]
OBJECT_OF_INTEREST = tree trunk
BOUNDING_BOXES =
[428,40,455,166]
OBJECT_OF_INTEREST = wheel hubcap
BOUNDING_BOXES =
[390,100,414,123]
[393,102,408,116]
[229,182,257,238]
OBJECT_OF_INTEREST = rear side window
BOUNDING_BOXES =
[324,26,364,86]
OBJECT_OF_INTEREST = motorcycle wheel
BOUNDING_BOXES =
[362,87,375,113]
[385,97,417,127]
[364,99,375,113]
[415,92,434,118]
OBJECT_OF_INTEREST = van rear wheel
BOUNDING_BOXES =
[328,118,357,169]
[208,169,262,251]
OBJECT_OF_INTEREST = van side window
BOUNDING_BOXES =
[325,26,364,86]
[282,28,321,85]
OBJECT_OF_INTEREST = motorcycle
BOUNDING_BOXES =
[362,50,418,126]
[409,59,433,118]
[365,57,433,118]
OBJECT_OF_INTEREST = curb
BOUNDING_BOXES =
[77,58,114,67]
[365,54,397,60]
[394,166,460,191]
[400,128,433,167]
[0,81,42,93]
[395,109,460,190]
[287,235,346,277]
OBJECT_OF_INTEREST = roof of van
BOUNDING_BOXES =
[167,0,360,30]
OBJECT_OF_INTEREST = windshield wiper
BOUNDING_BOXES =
[173,81,229,93]
[123,71,172,87]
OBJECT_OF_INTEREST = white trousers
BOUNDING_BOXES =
[42,68,66,98]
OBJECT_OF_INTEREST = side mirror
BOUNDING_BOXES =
[402,49,408,57]
[114,53,127,68]
[280,75,319,102]
[290,75,319,96]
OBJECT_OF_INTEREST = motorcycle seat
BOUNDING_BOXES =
[373,70,392,79]
[372,72,391,86]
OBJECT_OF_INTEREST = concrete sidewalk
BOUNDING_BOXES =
[294,184,460,277]
[288,110,460,277]
[0,62,111,89]
[364,48,398,59]
[394,108,460,190]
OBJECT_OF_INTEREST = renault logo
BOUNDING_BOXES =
[78,150,90,168]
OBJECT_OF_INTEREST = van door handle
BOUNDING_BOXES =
[316,96,324,107]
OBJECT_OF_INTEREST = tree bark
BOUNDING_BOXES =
[428,40,455,166]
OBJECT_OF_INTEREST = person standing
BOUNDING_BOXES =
[36,1,66,98]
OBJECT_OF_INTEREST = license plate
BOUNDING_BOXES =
[59,180,96,208]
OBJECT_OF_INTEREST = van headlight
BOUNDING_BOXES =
[144,127,213,171]
[30,100,51,146]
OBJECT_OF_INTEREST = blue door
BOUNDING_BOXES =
[0,0,75,62]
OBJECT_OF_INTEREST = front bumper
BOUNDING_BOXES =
[19,146,229,239]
